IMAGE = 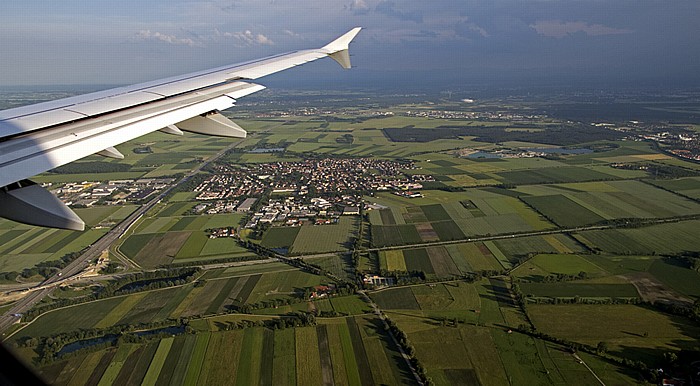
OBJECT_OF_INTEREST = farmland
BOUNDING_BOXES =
[2,92,700,384]
[33,316,413,386]
[377,279,639,385]
[527,304,700,363]
[117,210,257,267]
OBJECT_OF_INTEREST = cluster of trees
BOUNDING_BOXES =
[528,271,589,283]
[317,310,361,318]
[649,299,700,323]
[435,316,464,328]
[641,162,700,179]
[374,270,426,286]
[268,313,316,329]
[214,313,316,331]
[384,317,432,385]
[511,281,640,306]
[666,253,700,272]
[20,252,81,279]
[0,271,18,282]
[165,254,266,268]
[594,217,666,228]
[335,134,354,144]
[99,262,120,274]
[110,268,199,295]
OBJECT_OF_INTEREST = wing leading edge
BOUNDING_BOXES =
[0,27,361,230]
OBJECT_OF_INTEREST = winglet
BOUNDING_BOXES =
[322,27,361,69]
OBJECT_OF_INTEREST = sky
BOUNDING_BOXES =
[0,0,699,90]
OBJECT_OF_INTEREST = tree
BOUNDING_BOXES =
[596,341,608,354]
[663,352,678,365]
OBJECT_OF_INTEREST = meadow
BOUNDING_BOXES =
[527,304,700,363]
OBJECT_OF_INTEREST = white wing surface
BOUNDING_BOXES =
[0,28,361,230]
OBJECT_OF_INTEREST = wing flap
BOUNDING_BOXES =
[176,112,247,138]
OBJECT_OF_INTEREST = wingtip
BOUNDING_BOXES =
[323,27,362,53]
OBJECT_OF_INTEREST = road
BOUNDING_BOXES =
[358,290,424,385]
[573,353,606,385]
[0,139,242,334]
[366,215,700,253]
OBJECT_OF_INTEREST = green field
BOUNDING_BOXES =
[575,220,700,255]
[512,254,609,282]
[290,217,358,254]
[494,234,586,263]
[528,304,700,363]
[522,195,605,227]
[370,224,422,247]
[261,227,300,249]
[520,180,700,227]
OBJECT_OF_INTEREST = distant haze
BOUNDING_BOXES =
[1,1,698,89]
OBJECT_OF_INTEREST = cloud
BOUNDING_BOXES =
[220,30,274,46]
[454,20,490,39]
[135,30,198,46]
[376,1,423,23]
[530,20,633,38]
[283,29,302,39]
[345,0,369,15]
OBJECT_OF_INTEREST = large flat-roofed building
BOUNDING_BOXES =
[236,197,258,213]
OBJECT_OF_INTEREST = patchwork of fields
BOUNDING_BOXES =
[3,110,700,385]
[0,206,137,276]
[377,279,640,385]
[118,212,254,267]
[35,316,413,386]
[369,195,554,247]
[377,234,586,276]
[15,265,332,339]
[519,180,700,227]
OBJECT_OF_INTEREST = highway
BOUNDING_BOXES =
[0,139,242,335]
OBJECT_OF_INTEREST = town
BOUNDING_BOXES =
[192,158,431,228]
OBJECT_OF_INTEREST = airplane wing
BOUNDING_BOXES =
[0,28,361,231]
